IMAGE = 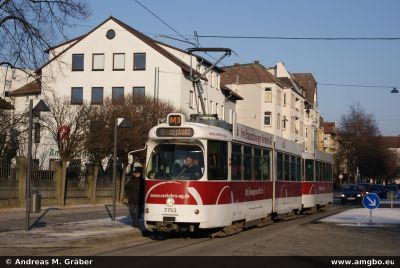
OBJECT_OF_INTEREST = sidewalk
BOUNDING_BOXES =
[319,208,400,227]
[0,204,143,250]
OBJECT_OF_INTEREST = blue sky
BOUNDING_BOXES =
[66,0,400,135]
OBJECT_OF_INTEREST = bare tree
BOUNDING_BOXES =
[0,106,27,163]
[0,0,89,70]
[86,95,177,167]
[42,93,90,162]
[337,103,395,182]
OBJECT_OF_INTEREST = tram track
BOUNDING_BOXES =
[87,204,354,256]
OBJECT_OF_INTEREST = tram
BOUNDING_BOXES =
[140,113,333,235]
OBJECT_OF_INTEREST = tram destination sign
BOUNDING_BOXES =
[156,127,194,137]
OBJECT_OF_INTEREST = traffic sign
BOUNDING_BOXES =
[362,193,380,210]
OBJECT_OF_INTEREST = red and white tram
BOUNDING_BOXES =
[301,150,334,212]
[141,113,333,235]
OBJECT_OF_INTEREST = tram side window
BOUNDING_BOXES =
[254,148,262,181]
[284,154,290,181]
[305,159,314,181]
[262,149,271,181]
[316,161,321,181]
[277,152,284,181]
[296,157,301,181]
[243,146,252,180]
[290,155,296,181]
[231,143,242,180]
[208,140,228,180]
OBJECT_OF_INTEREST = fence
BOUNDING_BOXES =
[0,158,126,209]
[0,164,17,187]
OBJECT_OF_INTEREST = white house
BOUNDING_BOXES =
[8,16,242,168]
[221,61,306,146]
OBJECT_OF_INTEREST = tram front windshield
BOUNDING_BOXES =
[147,144,204,180]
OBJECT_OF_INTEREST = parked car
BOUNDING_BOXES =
[340,184,366,204]
[384,184,400,199]
[371,184,386,199]
[357,183,372,193]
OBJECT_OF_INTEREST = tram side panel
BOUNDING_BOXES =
[144,180,273,230]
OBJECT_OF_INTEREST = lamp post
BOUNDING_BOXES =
[25,99,49,231]
[112,117,132,221]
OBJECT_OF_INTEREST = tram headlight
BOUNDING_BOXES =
[357,194,361,197]
[194,209,199,215]
[341,194,345,197]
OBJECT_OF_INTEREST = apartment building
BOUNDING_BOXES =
[6,16,241,167]
[321,121,338,154]
[221,61,306,146]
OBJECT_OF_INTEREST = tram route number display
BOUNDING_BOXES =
[156,127,194,137]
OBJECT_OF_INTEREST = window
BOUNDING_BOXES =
[208,140,227,180]
[132,87,145,104]
[72,54,84,71]
[277,152,283,181]
[305,159,314,181]
[262,149,271,180]
[189,90,194,109]
[106,29,116,39]
[243,146,252,180]
[290,155,296,181]
[134,53,146,70]
[264,111,271,126]
[264,88,272,102]
[146,144,204,180]
[231,143,242,181]
[254,148,262,180]
[71,87,83,105]
[112,87,124,103]
[91,87,103,104]
[133,87,145,101]
[92,54,104,71]
[284,154,290,180]
[296,157,301,181]
[113,53,125,70]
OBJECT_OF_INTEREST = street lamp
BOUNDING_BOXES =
[112,117,132,221]
[26,99,49,231]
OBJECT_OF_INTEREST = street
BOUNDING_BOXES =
[3,203,397,256]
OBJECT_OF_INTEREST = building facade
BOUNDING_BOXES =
[7,17,241,168]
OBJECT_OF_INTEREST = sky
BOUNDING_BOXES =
[65,0,400,136]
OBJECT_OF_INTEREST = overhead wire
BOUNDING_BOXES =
[195,35,400,41]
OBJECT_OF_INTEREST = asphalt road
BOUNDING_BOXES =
[52,203,400,256]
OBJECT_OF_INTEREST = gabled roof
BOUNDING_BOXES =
[9,80,41,97]
[220,63,278,86]
[292,73,317,105]
[220,85,243,100]
[277,77,304,97]
[0,97,14,109]
[321,121,337,135]
[38,16,202,78]
[381,136,400,149]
